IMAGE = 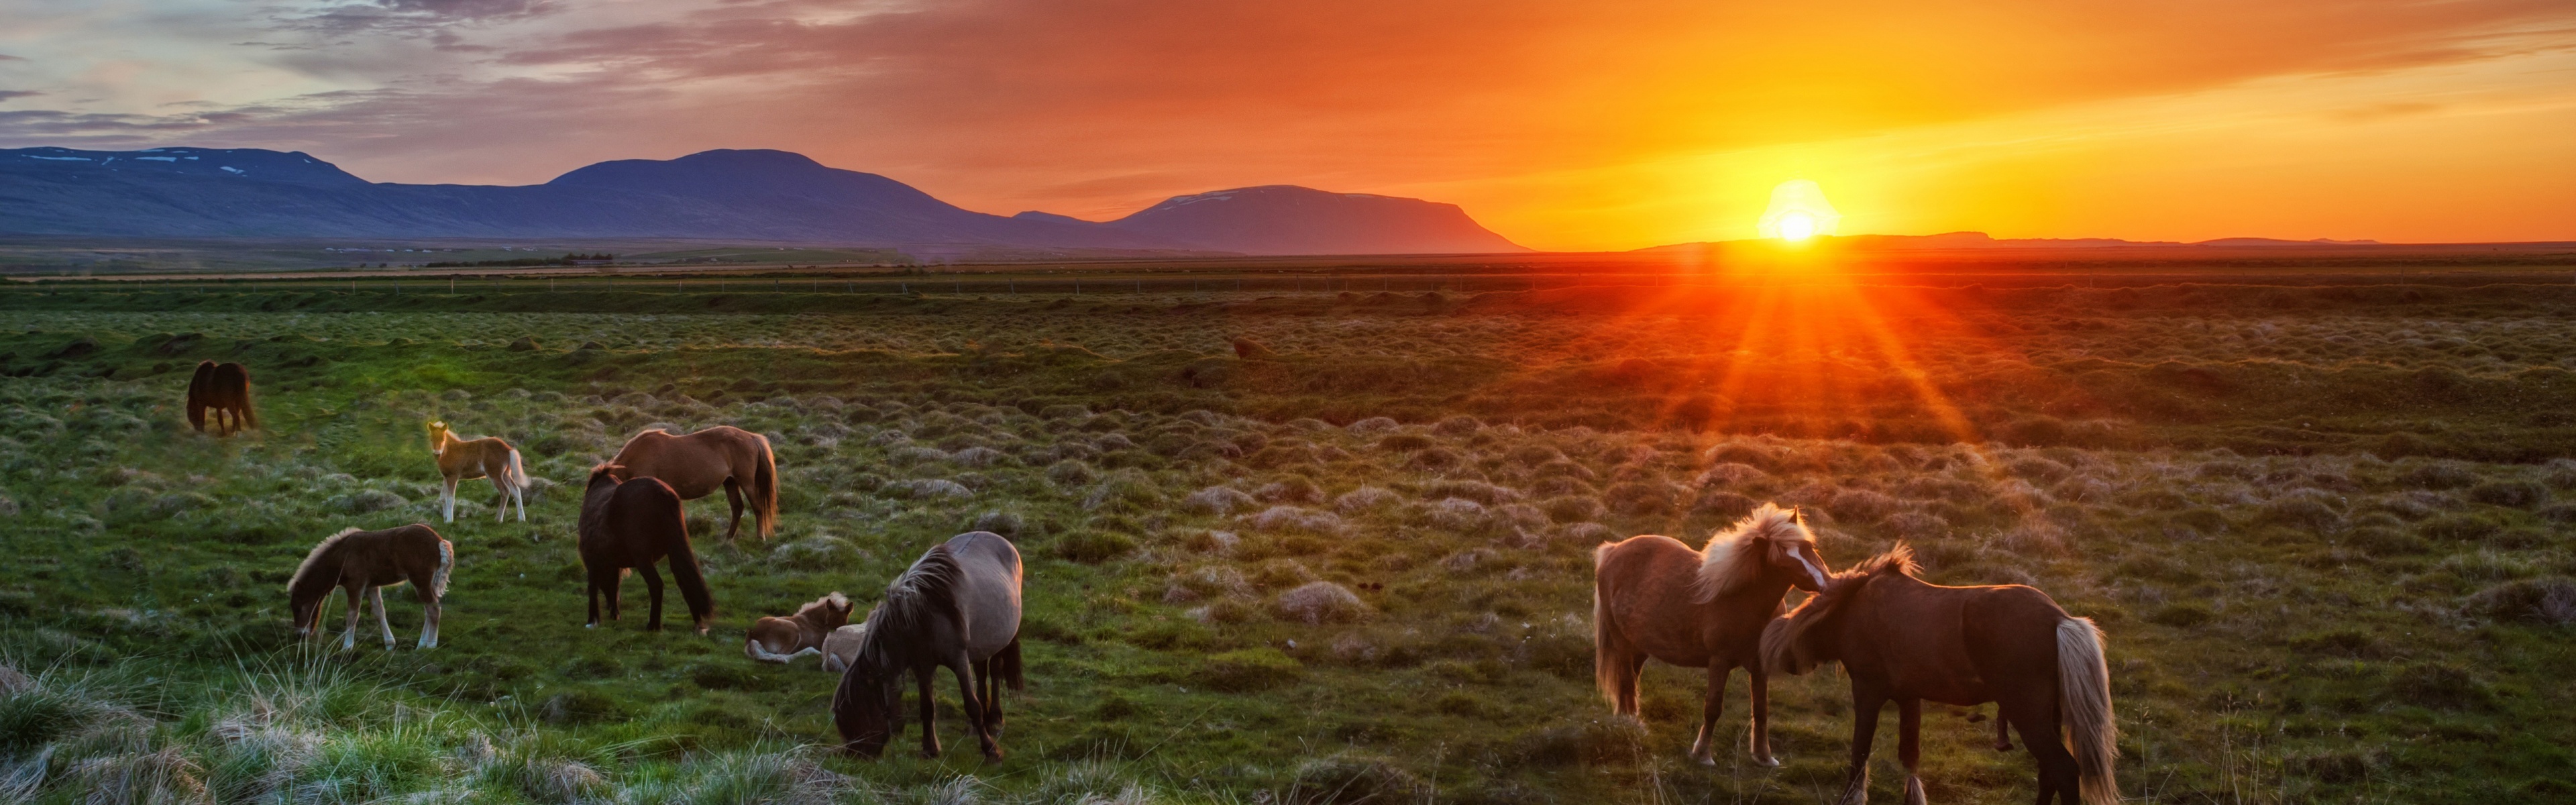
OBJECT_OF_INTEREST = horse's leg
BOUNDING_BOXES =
[418,586,441,649]
[2000,692,2076,805]
[442,476,458,523]
[1749,664,1780,767]
[586,565,606,627]
[979,655,1004,734]
[916,663,943,758]
[949,654,999,761]
[1898,698,1927,805]
[339,585,364,651]
[1841,686,1887,805]
[370,586,396,649]
[722,478,747,542]
[602,566,625,623]
[1688,663,1729,765]
[639,563,667,632]
[1617,653,1648,716]
[1994,711,2014,752]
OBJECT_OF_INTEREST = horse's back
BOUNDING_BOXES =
[946,531,1024,657]
[584,476,686,561]
[1960,584,2073,691]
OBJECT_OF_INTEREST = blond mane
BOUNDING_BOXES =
[1693,502,1817,602]
[796,591,852,620]
[288,527,366,592]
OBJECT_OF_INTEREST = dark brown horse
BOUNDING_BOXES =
[1593,503,1832,765]
[745,591,853,663]
[1762,545,2117,805]
[288,525,451,650]
[833,531,1024,761]
[579,464,714,635]
[608,425,779,541]
[186,361,257,436]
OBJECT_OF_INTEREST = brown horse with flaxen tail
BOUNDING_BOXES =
[186,361,257,436]
[1762,545,2117,805]
[1593,503,1833,765]
[610,425,778,541]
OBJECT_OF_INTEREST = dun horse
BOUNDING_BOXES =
[185,361,258,436]
[831,531,1024,761]
[578,464,714,634]
[288,525,452,650]
[820,624,868,674]
[746,591,855,663]
[427,421,530,523]
[1593,503,1832,765]
[609,425,778,541]
[1762,545,2118,805]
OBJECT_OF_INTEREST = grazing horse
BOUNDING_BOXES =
[578,464,714,634]
[288,525,452,650]
[1593,502,1833,765]
[427,421,530,523]
[608,425,778,541]
[832,531,1024,761]
[185,361,258,436]
[746,591,855,663]
[820,624,868,674]
[1762,545,2118,805]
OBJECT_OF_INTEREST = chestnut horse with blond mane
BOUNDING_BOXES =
[427,421,529,523]
[1593,503,1832,765]
[1762,545,2117,805]
[609,425,778,541]
[746,591,855,663]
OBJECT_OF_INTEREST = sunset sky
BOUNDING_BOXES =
[1,0,2570,250]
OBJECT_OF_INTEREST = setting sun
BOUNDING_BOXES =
[1758,180,1842,241]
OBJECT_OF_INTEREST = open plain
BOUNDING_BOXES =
[1,248,2573,804]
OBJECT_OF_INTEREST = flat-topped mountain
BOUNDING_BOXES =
[1087,185,1526,255]
[0,147,1524,255]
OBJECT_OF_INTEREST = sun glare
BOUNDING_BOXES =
[1758,180,1841,241]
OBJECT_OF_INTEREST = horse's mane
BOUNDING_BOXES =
[851,545,965,678]
[288,527,365,594]
[1761,543,1917,674]
[1693,502,1815,602]
[795,591,852,621]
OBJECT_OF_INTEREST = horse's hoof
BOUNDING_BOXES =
[1691,753,1717,767]
[1752,754,1781,768]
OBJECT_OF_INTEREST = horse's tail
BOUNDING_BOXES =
[996,635,1026,692]
[234,372,259,430]
[504,446,529,492]
[2057,616,2118,805]
[429,537,454,598]
[1590,544,1637,714]
[751,440,779,539]
[662,504,716,629]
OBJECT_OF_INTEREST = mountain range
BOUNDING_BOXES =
[0,147,1527,256]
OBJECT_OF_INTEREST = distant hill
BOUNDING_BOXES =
[0,147,1525,256]
[1640,231,2390,251]
[1076,185,1527,255]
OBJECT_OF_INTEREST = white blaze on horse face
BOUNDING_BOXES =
[1787,543,1831,591]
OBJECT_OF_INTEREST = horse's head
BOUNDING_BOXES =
[426,421,451,451]
[1760,507,1834,593]
[834,605,904,757]
[586,463,631,488]
[288,584,329,639]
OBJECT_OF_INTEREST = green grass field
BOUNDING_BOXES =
[1,262,2571,804]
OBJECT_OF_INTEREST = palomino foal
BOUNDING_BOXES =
[427,421,529,523]
[289,524,453,650]
[746,591,854,663]
[1593,503,1832,765]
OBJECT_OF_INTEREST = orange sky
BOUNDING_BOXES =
[2,0,2571,249]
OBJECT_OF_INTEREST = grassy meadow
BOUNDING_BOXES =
[1,262,2572,804]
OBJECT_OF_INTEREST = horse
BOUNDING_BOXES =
[820,624,868,674]
[1762,545,2117,805]
[608,425,778,541]
[578,464,714,635]
[288,524,452,651]
[831,531,1024,761]
[1593,502,1833,765]
[427,421,530,523]
[185,361,257,436]
[746,591,854,663]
